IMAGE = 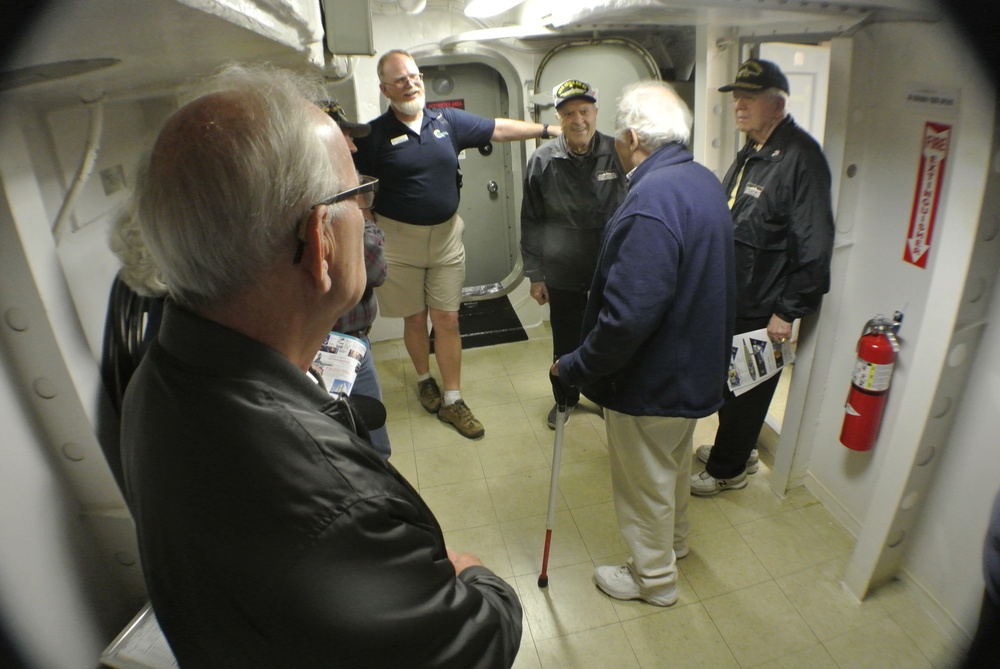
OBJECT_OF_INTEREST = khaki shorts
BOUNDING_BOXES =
[375,213,466,318]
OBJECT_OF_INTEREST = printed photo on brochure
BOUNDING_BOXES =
[311,332,367,396]
[728,327,794,396]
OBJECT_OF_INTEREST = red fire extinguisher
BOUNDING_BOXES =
[840,312,903,451]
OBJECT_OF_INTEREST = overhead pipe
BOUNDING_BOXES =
[52,96,104,241]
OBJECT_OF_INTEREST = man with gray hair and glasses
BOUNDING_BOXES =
[121,64,522,668]
[552,80,735,606]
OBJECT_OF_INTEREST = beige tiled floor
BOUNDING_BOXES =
[371,325,960,669]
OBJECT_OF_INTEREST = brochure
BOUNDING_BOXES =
[311,332,367,395]
[100,603,177,669]
[727,327,794,396]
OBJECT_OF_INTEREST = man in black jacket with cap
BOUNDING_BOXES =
[520,79,627,429]
[691,58,834,496]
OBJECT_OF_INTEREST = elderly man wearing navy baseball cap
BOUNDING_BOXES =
[692,58,835,496]
[520,78,628,428]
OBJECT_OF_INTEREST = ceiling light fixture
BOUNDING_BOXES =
[464,0,526,19]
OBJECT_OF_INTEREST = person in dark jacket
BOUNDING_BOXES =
[319,100,392,459]
[521,78,627,428]
[554,80,735,606]
[692,58,835,496]
[958,487,1000,668]
[121,64,522,668]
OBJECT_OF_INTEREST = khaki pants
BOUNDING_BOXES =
[375,213,466,317]
[605,410,694,592]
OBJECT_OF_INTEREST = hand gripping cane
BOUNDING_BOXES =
[538,372,569,588]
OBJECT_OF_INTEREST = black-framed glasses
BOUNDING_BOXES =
[293,175,378,264]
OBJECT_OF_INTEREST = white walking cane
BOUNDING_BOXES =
[538,372,568,588]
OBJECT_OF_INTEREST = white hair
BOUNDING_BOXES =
[614,80,692,152]
[108,196,168,298]
[767,87,790,118]
[767,87,789,103]
[136,63,342,311]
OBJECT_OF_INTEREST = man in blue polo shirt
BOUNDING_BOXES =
[354,49,560,439]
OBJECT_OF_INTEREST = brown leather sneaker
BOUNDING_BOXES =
[417,378,442,413]
[437,400,485,439]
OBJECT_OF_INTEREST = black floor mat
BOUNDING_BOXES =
[430,295,528,351]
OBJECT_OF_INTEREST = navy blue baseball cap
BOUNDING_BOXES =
[718,59,790,95]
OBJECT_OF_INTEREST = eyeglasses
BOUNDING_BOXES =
[293,175,378,264]
[314,174,378,210]
[386,72,424,88]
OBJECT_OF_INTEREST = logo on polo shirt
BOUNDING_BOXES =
[433,128,450,139]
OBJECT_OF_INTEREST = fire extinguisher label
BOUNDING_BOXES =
[852,359,894,391]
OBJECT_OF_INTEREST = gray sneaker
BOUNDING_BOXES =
[437,400,485,439]
[546,402,576,429]
[695,445,759,475]
[417,378,442,413]
[690,469,748,496]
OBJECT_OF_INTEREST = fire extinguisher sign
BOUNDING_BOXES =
[903,121,951,268]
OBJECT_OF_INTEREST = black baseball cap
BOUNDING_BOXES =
[552,79,598,109]
[318,100,371,138]
[718,59,790,95]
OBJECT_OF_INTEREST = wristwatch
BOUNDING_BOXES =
[541,124,550,139]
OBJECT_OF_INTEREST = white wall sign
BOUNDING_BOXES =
[904,83,960,116]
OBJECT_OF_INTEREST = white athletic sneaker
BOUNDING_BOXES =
[593,565,678,607]
[695,445,759,475]
[690,469,748,496]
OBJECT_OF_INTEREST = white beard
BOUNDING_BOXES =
[393,91,425,117]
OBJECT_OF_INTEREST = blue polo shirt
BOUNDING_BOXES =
[353,107,495,226]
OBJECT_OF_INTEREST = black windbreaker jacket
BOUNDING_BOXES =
[723,115,835,322]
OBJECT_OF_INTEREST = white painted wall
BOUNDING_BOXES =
[0,350,111,668]
[0,155,133,665]
[905,268,1000,632]
[0,96,164,668]
[788,19,998,635]
[806,24,939,517]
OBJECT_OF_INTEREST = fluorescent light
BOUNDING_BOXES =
[464,0,525,19]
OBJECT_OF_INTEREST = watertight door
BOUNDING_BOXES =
[419,61,516,291]
[532,39,661,136]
